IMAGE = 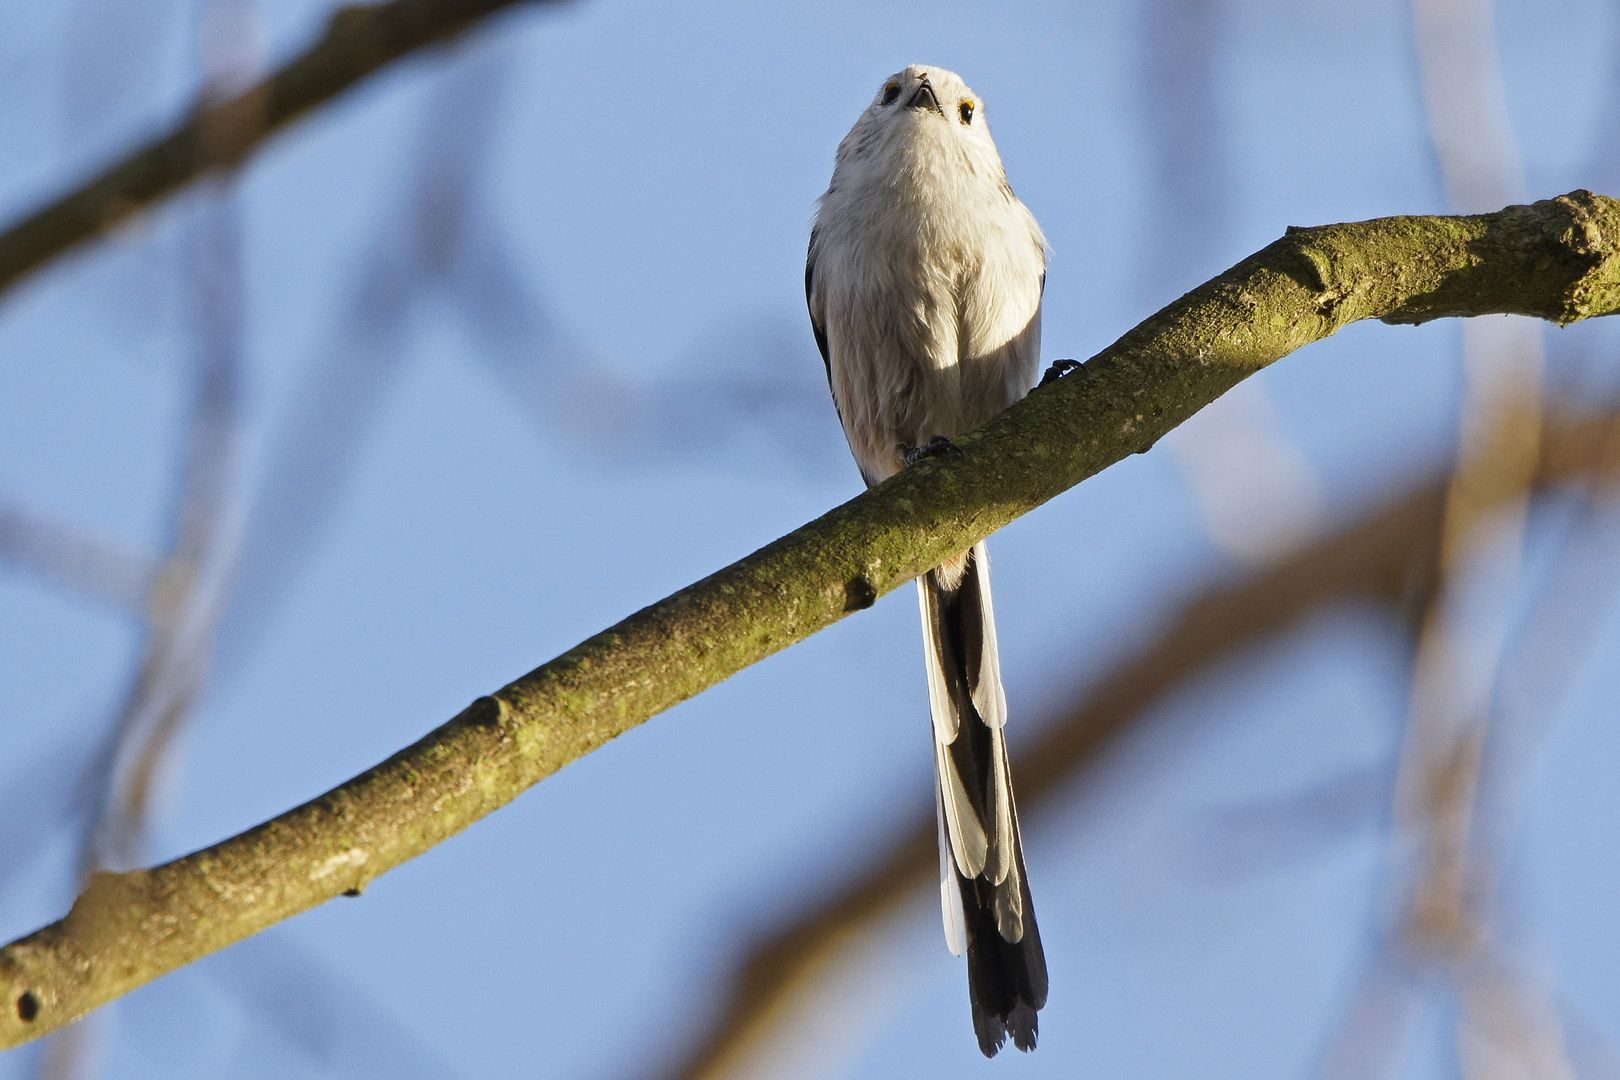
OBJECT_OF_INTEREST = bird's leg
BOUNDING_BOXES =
[1037,358,1084,388]
[900,435,962,467]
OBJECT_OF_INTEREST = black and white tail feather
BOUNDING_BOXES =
[805,64,1051,1056]
[923,543,1047,1055]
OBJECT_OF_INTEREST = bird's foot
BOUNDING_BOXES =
[899,435,961,467]
[1037,358,1084,388]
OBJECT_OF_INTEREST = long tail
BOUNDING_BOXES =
[918,541,1048,1057]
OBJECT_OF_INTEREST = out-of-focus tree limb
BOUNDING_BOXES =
[0,502,158,611]
[34,42,262,1072]
[1396,0,1544,967]
[652,407,1619,1080]
[3,193,1620,1046]
[1321,6,1568,1080]
[0,0,562,301]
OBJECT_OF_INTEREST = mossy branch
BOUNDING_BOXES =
[4,191,1620,1046]
[0,0,558,300]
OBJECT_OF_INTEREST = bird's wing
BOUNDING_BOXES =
[805,227,832,385]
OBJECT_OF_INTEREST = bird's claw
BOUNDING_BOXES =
[900,435,961,467]
[1037,358,1084,388]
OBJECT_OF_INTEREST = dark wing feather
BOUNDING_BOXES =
[805,228,832,385]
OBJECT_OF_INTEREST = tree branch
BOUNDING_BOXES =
[0,0,560,301]
[3,192,1619,1046]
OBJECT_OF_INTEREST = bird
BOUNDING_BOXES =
[805,64,1049,1057]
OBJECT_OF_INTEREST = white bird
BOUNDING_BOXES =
[806,64,1049,1056]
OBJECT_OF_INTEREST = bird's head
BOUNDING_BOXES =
[834,65,1003,176]
[873,66,977,125]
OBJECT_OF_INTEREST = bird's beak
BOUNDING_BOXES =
[908,79,943,115]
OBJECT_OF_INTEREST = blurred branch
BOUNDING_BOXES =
[649,407,1620,1080]
[1324,4,1563,1078]
[33,21,263,1074]
[1138,0,1326,564]
[1413,0,1526,215]
[86,189,245,878]
[0,501,159,611]
[1486,405,1620,814]
[1136,0,1231,294]
[1396,18,1543,968]
[31,187,247,1080]
[4,193,1620,1046]
[0,0,563,302]
[213,40,514,684]
[202,928,464,1079]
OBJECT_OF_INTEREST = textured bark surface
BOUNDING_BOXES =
[4,191,1620,1046]
[0,0,554,298]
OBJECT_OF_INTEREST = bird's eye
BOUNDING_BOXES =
[881,83,901,106]
[958,100,975,124]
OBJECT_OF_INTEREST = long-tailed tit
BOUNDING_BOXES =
[806,65,1049,1057]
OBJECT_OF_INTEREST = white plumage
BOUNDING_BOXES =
[806,64,1049,1057]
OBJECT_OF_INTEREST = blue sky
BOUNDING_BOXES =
[4,0,1620,1078]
